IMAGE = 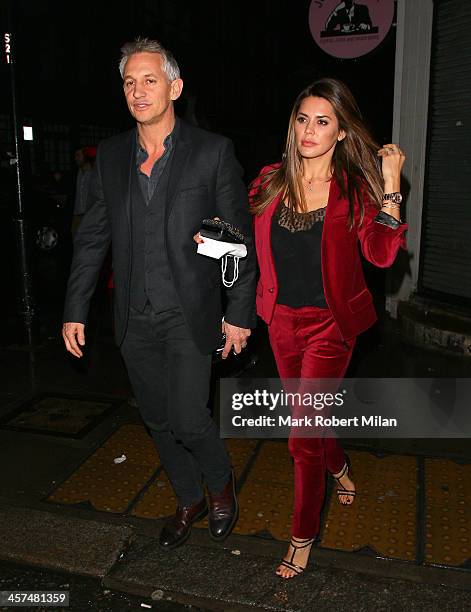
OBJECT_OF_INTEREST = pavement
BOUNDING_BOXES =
[0,295,470,612]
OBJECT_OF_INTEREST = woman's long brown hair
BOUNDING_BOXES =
[250,78,384,227]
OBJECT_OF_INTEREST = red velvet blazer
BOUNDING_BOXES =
[251,165,408,340]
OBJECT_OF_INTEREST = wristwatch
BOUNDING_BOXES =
[382,192,403,204]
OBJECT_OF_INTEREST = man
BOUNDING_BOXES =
[71,146,96,236]
[62,38,256,549]
[325,0,372,33]
[73,147,97,215]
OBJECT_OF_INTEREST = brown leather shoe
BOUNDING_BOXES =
[159,497,208,549]
[208,469,238,541]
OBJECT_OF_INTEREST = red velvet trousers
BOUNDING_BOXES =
[268,304,355,538]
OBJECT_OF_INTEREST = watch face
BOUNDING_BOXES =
[385,192,402,204]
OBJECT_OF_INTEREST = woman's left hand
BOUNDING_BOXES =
[378,143,405,190]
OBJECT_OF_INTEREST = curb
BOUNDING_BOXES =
[0,503,470,603]
[399,300,471,357]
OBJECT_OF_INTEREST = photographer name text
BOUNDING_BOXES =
[231,415,398,428]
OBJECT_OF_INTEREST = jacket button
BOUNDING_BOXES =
[268,288,274,293]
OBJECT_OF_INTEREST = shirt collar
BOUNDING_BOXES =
[135,118,179,157]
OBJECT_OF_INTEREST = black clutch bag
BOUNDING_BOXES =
[212,332,238,362]
[200,219,245,244]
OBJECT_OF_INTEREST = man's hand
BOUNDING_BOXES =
[62,322,86,358]
[192,216,220,246]
[222,320,251,359]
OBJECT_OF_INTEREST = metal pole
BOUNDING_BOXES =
[4,21,38,346]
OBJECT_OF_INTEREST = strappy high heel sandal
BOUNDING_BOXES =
[276,536,315,578]
[333,459,356,505]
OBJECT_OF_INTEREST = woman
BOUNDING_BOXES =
[196,78,407,578]
[251,77,406,578]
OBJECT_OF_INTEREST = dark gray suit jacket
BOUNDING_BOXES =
[63,119,257,354]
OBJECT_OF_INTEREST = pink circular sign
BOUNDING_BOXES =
[309,0,394,59]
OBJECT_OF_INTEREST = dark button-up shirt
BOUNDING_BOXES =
[135,122,176,204]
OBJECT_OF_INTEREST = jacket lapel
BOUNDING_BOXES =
[165,120,192,224]
[121,131,135,236]
[324,175,341,223]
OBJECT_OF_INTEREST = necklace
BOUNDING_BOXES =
[301,174,332,193]
[302,176,315,192]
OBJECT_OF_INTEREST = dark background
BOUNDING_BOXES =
[1,0,397,174]
[0,0,397,341]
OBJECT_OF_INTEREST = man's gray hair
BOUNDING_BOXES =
[119,37,180,81]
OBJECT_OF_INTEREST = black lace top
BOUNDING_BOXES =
[271,204,327,308]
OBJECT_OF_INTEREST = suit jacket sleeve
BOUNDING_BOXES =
[63,148,112,323]
[356,194,408,268]
[213,139,257,328]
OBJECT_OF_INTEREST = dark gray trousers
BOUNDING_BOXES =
[121,303,231,506]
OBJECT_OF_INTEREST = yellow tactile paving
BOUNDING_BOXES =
[233,441,294,540]
[241,440,293,482]
[424,505,470,567]
[424,458,471,566]
[226,438,259,476]
[130,468,177,519]
[319,451,417,561]
[48,424,158,513]
[233,481,294,541]
[131,438,258,520]
[425,458,471,508]
[47,426,471,571]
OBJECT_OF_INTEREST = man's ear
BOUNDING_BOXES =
[170,78,183,101]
